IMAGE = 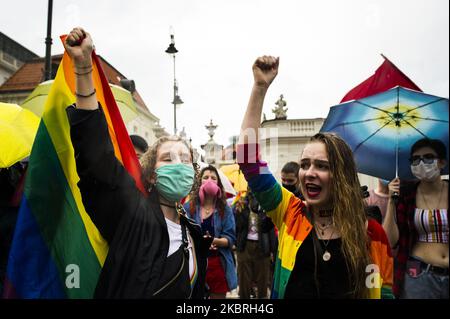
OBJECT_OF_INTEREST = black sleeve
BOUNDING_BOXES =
[66,105,141,242]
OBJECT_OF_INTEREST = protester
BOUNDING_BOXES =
[235,190,276,299]
[237,55,393,299]
[281,161,303,200]
[365,205,383,225]
[184,164,237,298]
[366,178,390,222]
[383,138,448,299]
[130,134,148,160]
[0,162,26,296]
[63,27,211,298]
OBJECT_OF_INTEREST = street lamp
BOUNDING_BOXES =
[44,0,53,81]
[165,27,183,135]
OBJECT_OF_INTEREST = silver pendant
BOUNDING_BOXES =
[322,250,331,261]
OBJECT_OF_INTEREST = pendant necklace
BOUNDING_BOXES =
[311,211,334,261]
[315,220,333,236]
[318,227,335,262]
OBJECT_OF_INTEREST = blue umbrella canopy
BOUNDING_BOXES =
[321,86,449,181]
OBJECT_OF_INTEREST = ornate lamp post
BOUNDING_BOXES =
[165,27,183,135]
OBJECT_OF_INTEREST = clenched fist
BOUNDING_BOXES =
[63,27,94,69]
[253,55,279,89]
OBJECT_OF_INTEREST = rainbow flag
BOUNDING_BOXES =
[3,35,145,298]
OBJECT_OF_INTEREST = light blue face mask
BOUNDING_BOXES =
[380,179,390,186]
[155,163,195,204]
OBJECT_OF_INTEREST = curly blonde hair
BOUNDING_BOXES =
[140,135,200,191]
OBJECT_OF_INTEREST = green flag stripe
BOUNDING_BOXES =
[26,121,101,298]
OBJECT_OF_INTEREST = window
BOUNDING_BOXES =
[1,52,15,65]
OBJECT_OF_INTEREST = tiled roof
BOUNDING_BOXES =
[0,55,61,92]
[0,54,151,113]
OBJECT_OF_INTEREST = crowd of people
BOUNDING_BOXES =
[0,27,448,299]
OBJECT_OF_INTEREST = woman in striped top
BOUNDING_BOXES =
[384,138,448,298]
[237,56,393,299]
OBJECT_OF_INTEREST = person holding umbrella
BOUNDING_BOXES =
[237,55,393,299]
[384,138,448,299]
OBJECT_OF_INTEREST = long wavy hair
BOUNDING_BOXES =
[306,132,371,298]
[188,165,228,219]
[140,135,200,192]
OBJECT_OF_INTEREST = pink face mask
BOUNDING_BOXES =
[199,179,222,204]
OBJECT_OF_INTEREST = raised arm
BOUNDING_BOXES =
[64,28,141,241]
[238,56,279,145]
[382,178,400,248]
[237,56,303,230]
[63,27,98,110]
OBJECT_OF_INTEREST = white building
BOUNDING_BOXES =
[260,95,378,189]
[0,32,38,86]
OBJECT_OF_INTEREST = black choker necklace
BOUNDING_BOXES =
[319,209,333,217]
[159,202,176,209]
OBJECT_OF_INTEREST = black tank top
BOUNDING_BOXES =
[284,232,353,299]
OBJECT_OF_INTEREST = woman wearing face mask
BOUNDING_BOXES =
[63,27,211,298]
[184,165,237,299]
[237,56,394,299]
[384,138,449,299]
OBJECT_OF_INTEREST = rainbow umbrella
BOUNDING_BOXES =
[320,86,449,181]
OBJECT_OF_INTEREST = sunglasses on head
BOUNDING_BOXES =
[409,153,437,166]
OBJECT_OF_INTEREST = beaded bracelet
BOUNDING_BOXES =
[74,68,93,76]
[75,64,93,69]
[75,88,96,98]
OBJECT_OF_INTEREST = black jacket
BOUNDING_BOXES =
[67,106,210,298]
[235,205,277,257]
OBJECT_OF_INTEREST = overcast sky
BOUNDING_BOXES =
[2,0,449,150]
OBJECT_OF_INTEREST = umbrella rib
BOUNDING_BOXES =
[401,119,428,138]
[354,119,394,152]
[353,101,394,116]
[21,93,48,104]
[328,117,391,130]
[403,98,446,115]
[405,116,448,123]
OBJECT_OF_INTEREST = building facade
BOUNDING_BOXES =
[0,32,39,86]
[0,48,166,146]
[260,119,377,189]
[252,95,377,189]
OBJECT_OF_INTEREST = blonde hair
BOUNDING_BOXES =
[307,133,371,298]
[140,135,199,190]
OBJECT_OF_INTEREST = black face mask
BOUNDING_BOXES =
[247,193,260,213]
[282,183,298,194]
